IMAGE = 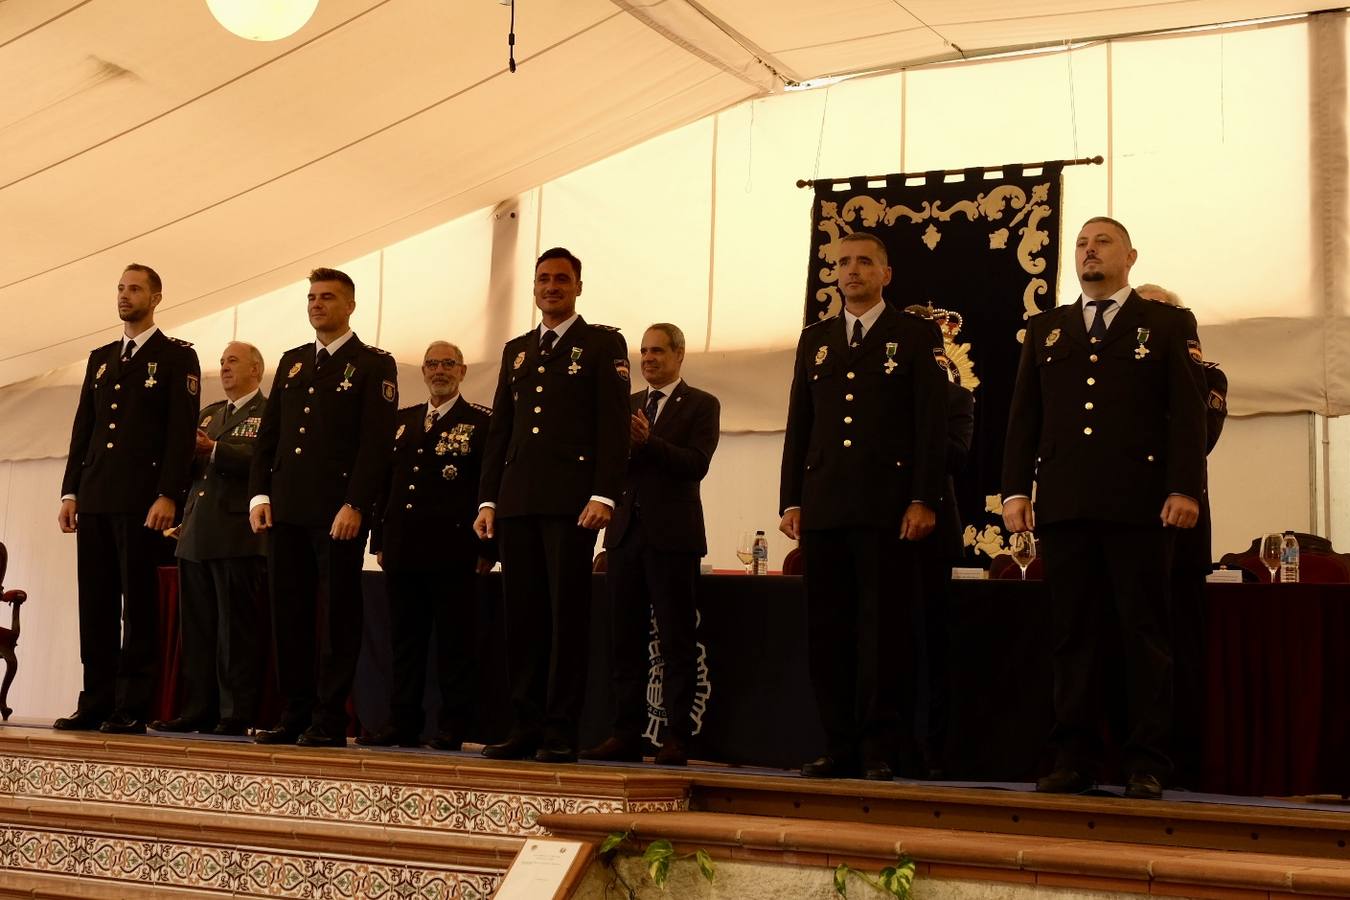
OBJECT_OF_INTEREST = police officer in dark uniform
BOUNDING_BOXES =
[1002,218,1208,800]
[56,263,201,734]
[248,268,398,747]
[475,247,629,763]
[1136,284,1229,788]
[360,340,494,751]
[780,232,948,781]
[152,342,269,737]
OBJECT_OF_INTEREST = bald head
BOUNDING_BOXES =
[220,341,263,399]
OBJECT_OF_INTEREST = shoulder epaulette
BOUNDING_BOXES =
[168,336,194,348]
[398,403,423,414]
[591,323,621,332]
[95,339,119,353]
[287,342,311,354]
[366,345,391,355]
[470,401,493,415]
[803,314,839,331]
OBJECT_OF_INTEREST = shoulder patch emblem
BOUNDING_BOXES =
[613,358,630,382]
[186,374,199,396]
[382,380,396,402]
[1187,339,1204,365]
[1208,389,1226,410]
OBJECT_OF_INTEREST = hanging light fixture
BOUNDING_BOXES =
[206,0,319,42]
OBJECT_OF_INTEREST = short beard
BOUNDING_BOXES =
[1081,271,1105,282]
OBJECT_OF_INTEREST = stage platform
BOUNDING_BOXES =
[0,721,1347,898]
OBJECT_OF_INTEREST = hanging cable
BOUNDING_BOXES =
[507,0,517,73]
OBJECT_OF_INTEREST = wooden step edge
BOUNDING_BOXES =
[0,728,692,801]
[0,794,524,870]
[689,771,1350,831]
[0,870,225,899]
[540,810,1350,898]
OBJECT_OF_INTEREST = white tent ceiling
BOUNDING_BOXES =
[0,0,1331,384]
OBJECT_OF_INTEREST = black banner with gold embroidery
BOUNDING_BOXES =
[803,165,1064,564]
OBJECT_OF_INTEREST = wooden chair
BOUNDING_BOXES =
[1218,533,1350,584]
[782,547,804,575]
[592,550,608,574]
[0,543,28,720]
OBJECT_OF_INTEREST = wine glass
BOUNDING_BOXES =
[735,532,755,574]
[1259,533,1283,583]
[1009,532,1037,581]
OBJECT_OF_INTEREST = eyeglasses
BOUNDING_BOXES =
[423,359,463,370]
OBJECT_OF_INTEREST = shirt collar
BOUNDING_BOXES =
[843,300,886,335]
[427,394,460,417]
[538,313,579,341]
[646,376,682,396]
[316,329,356,357]
[122,326,158,351]
[226,388,259,410]
[1080,285,1133,309]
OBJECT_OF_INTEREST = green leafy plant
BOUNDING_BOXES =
[834,857,916,898]
[598,830,716,896]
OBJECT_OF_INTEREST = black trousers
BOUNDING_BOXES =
[177,556,266,722]
[267,522,366,734]
[385,557,477,737]
[801,526,922,769]
[1170,568,1207,788]
[1039,521,1175,779]
[605,518,700,744]
[75,513,164,718]
[916,537,951,770]
[497,515,595,745]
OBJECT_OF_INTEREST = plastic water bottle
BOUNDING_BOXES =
[1280,532,1300,584]
[752,530,769,576]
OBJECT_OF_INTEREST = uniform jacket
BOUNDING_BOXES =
[936,383,975,560]
[177,393,269,561]
[1001,291,1208,527]
[372,398,496,570]
[62,329,201,515]
[1176,361,1229,572]
[779,304,948,530]
[604,381,721,556]
[479,317,630,518]
[249,335,398,529]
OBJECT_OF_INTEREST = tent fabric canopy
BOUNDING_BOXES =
[0,0,1331,386]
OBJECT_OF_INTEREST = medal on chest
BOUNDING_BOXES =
[1135,328,1151,359]
[568,346,583,375]
[884,342,898,374]
[339,363,355,391]
[144,362,158,388]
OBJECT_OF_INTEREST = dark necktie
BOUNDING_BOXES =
[316,347,331,369]
[850,318,864,348]
[644,390,663,423]
[1087,299,1112,343]
[424,410,438,432]
[225,402,236,419]
[121,339,136,362]
[539,329,557,355]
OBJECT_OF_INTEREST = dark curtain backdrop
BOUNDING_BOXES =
[804,165,1064,563]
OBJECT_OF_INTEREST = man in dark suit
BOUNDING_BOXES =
[474,247,629,763]
[1136,284,1228,789]
[1002,218,1208,800]
[248,268,398,747]
[56,264,201,734]
[153,342,268,736]
[779,231,948,781]
[360,340,494,750]
[581,323,720,767]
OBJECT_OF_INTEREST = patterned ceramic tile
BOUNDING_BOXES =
[0,825,501,899]
[0,753,685,836]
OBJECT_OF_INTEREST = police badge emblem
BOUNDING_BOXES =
[200,414,213,428]
[395,424,405,441]
[442,464,459,480]
[512,352,525,370]
[95,363,107,381]
[1045,328,1061,348]
[815,346,828,365]
[288,362,303,378]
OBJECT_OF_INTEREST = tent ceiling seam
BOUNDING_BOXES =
[609,0,794,88]
[0,0,95,52]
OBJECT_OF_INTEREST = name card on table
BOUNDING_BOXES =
[1205,568,1245,583]
[951,568,987,580]
[495,839,592,899]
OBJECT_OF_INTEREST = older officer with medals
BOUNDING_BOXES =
[360,341,494,750]
[475,247,629,764]
[153,342,268,736]
[56,264,201,735]
[779,232,948,781]
[248,268,398,748]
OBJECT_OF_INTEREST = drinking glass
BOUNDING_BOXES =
[735,532,755,574]
[1009,532,1037,581]
[1259,533,1283,583]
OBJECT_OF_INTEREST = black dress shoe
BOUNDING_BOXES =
[1036,768,1094,794]
[254,725,303,745]
[655,736,688,767]
[863,760,894,781]
[53,710,105,731]
[801,755,859,778]
[580,735,643,762]
[149,716,211,733]
[428,732,462,751]
[482,735,539,760]
[534,744,578,764]
[297,726,347,748]
[355,725,422,748]
[1123,772,1164,800]
[99,713,147,735]
[212,718,249,736]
